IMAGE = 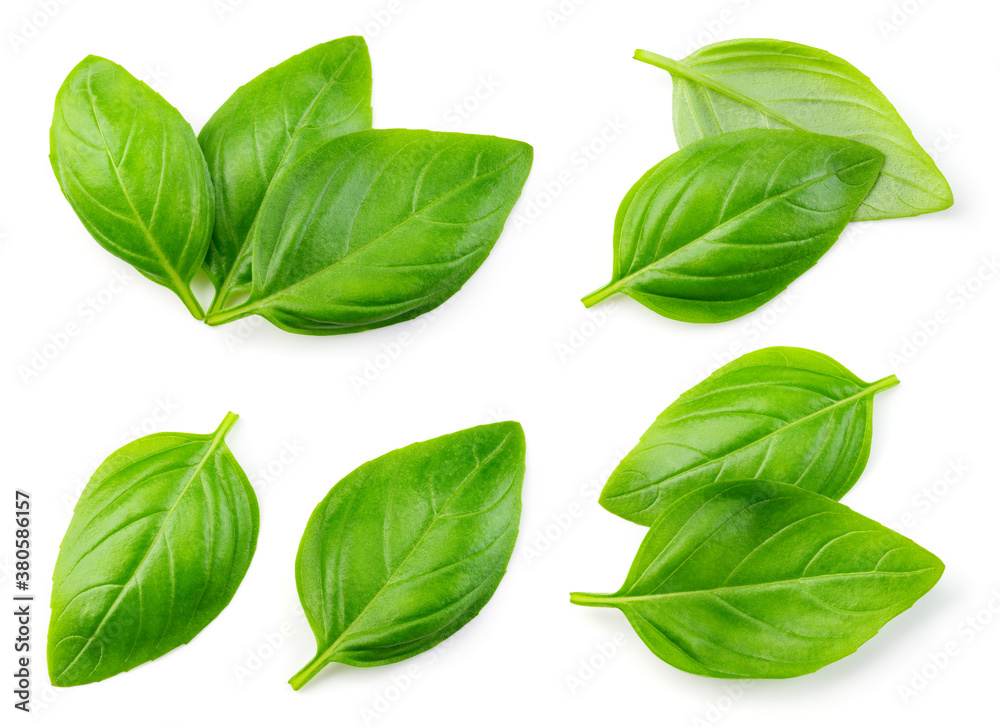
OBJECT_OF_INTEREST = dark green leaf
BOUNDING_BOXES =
[199,37,373,309]
[48,413,259,687]
[290,422,525,690]
[572,480,944,678]
[600,347,898,525]
[635,40,953,220]
[206,129,532,334]
[582,129,882,322]
[50,55,214,319]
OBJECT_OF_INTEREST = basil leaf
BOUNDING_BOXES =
[582,129,882,322]
[199,37,373,311]
[635,39,953,220]
[48,413,259,687]
[572,480,944,678]
[206,129,532,334]
[600,347,898,525]
[290,422,525,690]
[50,55,214,319]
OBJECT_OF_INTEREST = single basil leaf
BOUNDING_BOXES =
[572,480,944,679]
[290,422,525,690]
[600,347,898,526]
[48,413,259,687]
[636,40,953,220]
[50,55,214,319]
[205,129,533,334]
[199,37,373,309]
[582,129,882,322]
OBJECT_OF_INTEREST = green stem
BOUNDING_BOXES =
[289,654,327,691]
[206,270,250,319]
[581,282,618,308]
[213,412,240,439]
[569,592,615,608]
[174,283,205,320]
[871,374,901,394]
[633,48,684,75]
[204,302,257,327]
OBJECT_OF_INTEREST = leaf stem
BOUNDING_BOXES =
[581,283,618,308]
[289,654,328,691]
[213,412,240,439]
[174,283,206,320]
[871,374,901,394]
[204,302,257,327]
[569,591,615,608]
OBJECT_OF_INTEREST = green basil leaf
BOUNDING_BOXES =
[50,55,214,319]
[48,413,259,687]
[572,480,944,679]
[199,37,373,309]
[635,40,953,220]
[205,129,533,334]
[600,347,898,525]
[582,129,882,322]
[290,422,525,690]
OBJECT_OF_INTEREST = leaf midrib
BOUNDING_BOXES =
[596,567,940,605]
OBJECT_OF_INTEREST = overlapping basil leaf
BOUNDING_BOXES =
[206,129,533,334]
[48,413,259,687]
[199,37,373,310]
[582,129,882,322]
[635,39,953,220]
[572,480,944,679]
[600,347,898,526]
[50,55,214,319]
[290,422,525,690]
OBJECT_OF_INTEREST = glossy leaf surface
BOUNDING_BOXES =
[636,40,953,220]
[48,413,259,687]
[199,37,373,307]
[572,480,944,678]
[582,129,882,322]
[290,422,525,689]
[206,129,533,334]
[600,347,898,525]
[50,55,214,319]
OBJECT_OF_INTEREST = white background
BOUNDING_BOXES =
[2,0,997,724]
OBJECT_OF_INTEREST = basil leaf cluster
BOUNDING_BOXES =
[584,38,952,322]
[49,38,532,334]
[572,348,945,678]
